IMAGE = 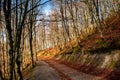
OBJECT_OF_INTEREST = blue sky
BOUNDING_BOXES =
[40,0,53,16]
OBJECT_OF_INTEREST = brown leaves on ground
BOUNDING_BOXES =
[81,16,120,50]
[54,59,120,80]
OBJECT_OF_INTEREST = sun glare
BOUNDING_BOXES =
[44,9,52,16]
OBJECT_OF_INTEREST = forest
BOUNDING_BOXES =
[0,0,120,80]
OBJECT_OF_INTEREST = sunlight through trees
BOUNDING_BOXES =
[0,0,120,80]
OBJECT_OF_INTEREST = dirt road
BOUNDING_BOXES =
[24,61,61,80]
[24,60,103,80]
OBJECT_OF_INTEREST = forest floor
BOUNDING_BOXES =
[24,14,120,80]
[24,58,103,80]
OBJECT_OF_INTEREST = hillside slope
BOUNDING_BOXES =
[38,14,120,80]
[81,15,120,52]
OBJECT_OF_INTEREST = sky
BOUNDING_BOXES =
[36,0,54,26]
[12,0,53,16]
[40,0,53,16]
